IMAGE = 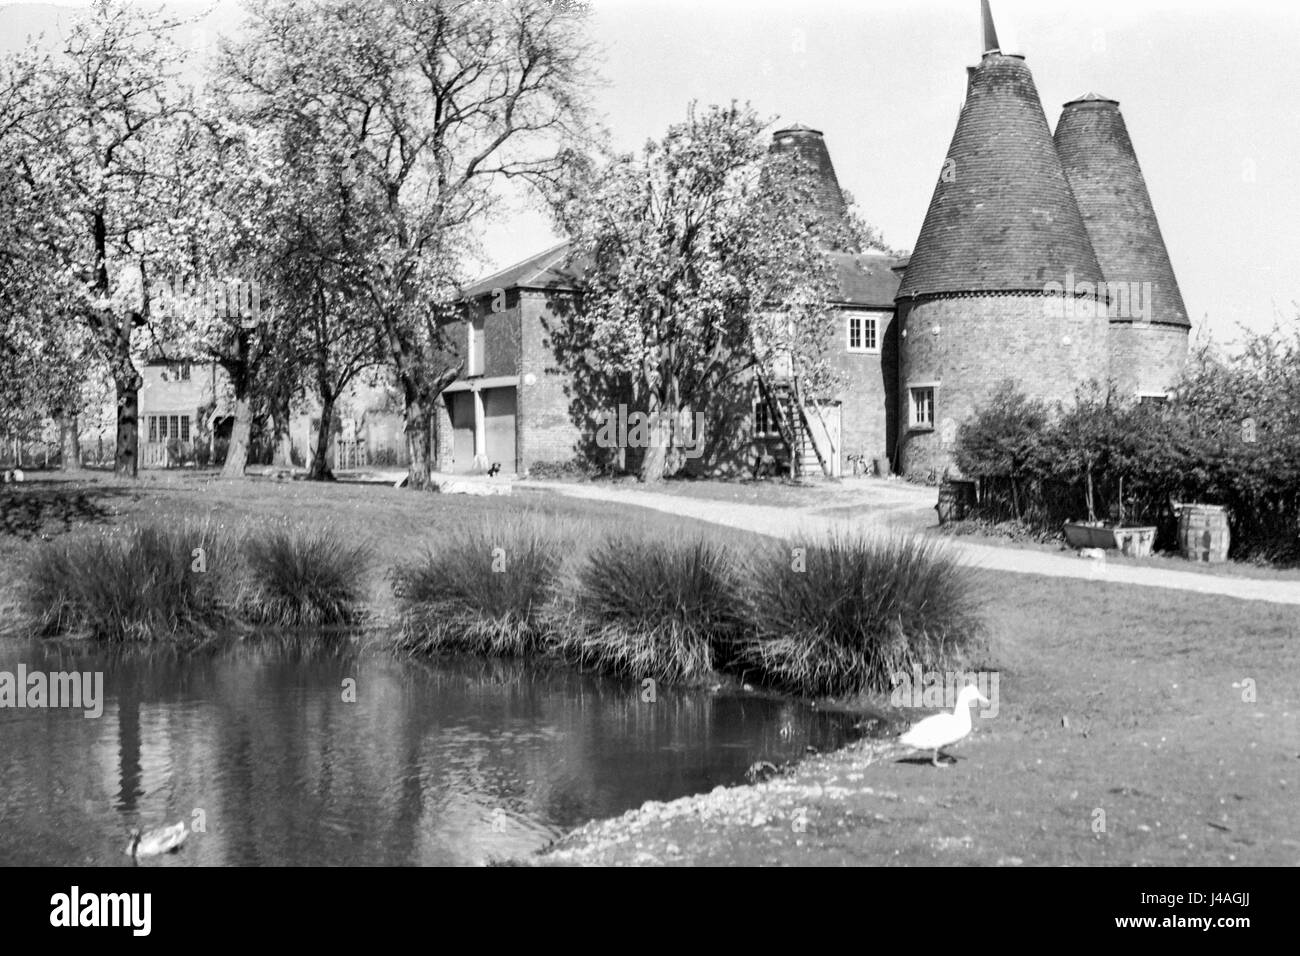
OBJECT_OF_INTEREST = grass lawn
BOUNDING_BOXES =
[545,569,1300,865]
[5,472,1295,865]
[0,472,757,625]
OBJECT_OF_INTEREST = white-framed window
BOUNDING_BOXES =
[909,386,935,430]
[753,399,781,439]
[160,362,191,383]
[148,414,191,443]
[1137,391,1169,406]
[847,312,879,353]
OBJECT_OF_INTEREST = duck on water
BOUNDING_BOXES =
[125,822,188,859]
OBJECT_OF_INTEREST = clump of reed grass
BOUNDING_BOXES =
[17,522,235,641]
[238,526,371,627]
[547,535,738,684]
[729,534,986,697]
[392,516,562,656]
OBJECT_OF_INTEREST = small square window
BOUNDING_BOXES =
[909,387,935,430]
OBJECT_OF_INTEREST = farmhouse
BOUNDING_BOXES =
[135,351,408,471]
[435,7,1188,480]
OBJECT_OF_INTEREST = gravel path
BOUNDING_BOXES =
[522,479,1300,606]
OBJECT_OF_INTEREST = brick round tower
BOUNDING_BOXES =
[1054,95,1190,398]
[893,48,1108,477]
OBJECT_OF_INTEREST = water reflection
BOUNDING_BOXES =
[0,635,865,866]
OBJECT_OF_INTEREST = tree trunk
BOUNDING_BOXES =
[405,397,433,490]
[271,400,294,468]
[59,414,83,471]
[273,431,294,468]
[638,394,670,483]
[221,397,252,478]
[1085,463,1096,523]
[308,397,336,481]
[114,373,141,478]
[380,312,462,492]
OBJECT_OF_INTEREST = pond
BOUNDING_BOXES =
[0,635,867,866]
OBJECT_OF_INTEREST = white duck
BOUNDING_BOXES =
[898,684,989,767]
[125,822,188,859]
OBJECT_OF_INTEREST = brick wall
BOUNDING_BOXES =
[484,295,522,378]
[684,371,771,478]
[826,307,892,471]
[896,292,1110,476]
[518,292,582,471]
[1107,321,1189,397]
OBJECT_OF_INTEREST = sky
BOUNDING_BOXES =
[3,0,1298,345]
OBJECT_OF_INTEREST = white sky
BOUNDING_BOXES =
[4,0,1298,344]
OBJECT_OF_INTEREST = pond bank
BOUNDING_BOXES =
[527,571,1300,866]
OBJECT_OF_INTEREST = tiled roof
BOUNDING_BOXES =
[830,251,902,308]
[897,53,1105,299]
[461,243,898,310]
[1054,97,1190,327]
[459,242,587,298]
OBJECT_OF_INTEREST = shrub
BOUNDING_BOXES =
[954,326,1300,564]
[953,380,1051,521]
[526,459,597,481]
[392,516,562,656]
[729,534,986,697]
[548,535,738,683]
[17,522,235,641]
[239,526,371,626]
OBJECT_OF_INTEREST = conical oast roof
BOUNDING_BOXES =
[1054,95,1190,327]
[898,53,1105,299]
[769,124,850,239]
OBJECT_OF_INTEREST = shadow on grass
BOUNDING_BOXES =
[895,753,964,766]
[0,481,126,540]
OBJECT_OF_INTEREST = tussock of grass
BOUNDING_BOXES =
[239,526,371,626]
[17,522,235,641]
[392,516,562,656]
[16,520,371,640]
[730,534,986,697]
[548,536,737,683]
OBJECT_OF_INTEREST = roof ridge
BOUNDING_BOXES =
[519,240,574,287]
[464,240,571,293]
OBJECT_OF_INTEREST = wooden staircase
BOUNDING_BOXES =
[755,371,836,479]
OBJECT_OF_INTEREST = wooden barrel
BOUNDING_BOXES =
[1178,504,1231,563]
[935,480,976,524]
